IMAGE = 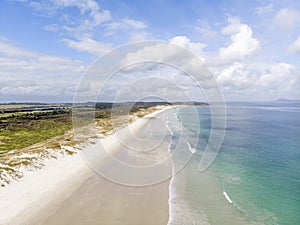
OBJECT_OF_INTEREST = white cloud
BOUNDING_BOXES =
[121,41,207,77]
[195,20,217,40]
[216,62,254,89]
[273,8,300,30]
[122,19,146,29]
[62,38,112,56]
[255,4,274,16]
[169,36,206,61]
[43,24,60,32]
[74,40,217,102]
[91,62,205,102]
[211,62,300,100]
[30,0,111,23]
[288,36,300,53]
[19,0,155,59]
[258,63,298,91]
[0,37,85,101]
[24,0,150,54]
[26,0,111,38]
[218,17,260,64]
[105,18,146,36]
[85,33,298,101]
[0,37,38,58]
[106,76,195,102]
[129,31,153,42]
[119,41,220,98]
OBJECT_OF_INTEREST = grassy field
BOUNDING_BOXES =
[0,109,72,154]
[0,103,167,154]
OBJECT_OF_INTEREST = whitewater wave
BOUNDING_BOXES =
[187,141,196,154]
[223,190,233,204]
[166,110,209,225]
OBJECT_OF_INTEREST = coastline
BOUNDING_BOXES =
[0,105,173,225]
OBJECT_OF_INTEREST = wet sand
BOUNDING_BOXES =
[42,174,170,225]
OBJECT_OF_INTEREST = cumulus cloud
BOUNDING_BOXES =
[218,17,260,64]
[0,37,85,102]
[111,77,194,102]
[62,38,112,56]
[117,41,221,100]
[29,0,111,37]
[0,38,83,73]
[24,0,149,56]
[129,31,153,42]
[212,62,300,100]
[216,62,254,90]
[273,8,300,30]
[105,18,147,36]
[91,62,205,102]
[0,37,38,58]
[112,35,298,101]
[258,63,298,91]
[169,36,206,61]
[200,15,299,100]
[120,41,209,82]
[288,36,300,53]
[5,2,300,102]
[74,40,219,103]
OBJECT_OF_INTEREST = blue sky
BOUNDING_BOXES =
[0,0,300,102]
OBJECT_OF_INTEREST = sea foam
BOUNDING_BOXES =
[187,141,196,154]
[223,191,233,204]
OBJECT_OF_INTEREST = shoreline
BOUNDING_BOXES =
[0,105,169,189]
[0,105,173,225]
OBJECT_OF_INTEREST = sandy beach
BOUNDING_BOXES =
[0,106,173,225]
[41,172,170,225]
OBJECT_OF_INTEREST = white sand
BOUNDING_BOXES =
[0,149,90,224]
[0,106,171,225]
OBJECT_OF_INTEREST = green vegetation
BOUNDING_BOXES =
[0,109,72,154]
[0,101,207,154]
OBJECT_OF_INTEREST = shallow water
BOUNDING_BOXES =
[167,107,250,225]
[168,103,300,225]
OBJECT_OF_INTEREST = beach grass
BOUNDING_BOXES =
[0,109,72,154]
[0,105,166,154]
[0,104,169,187]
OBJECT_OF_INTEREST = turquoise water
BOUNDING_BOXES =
[169,103,300,225]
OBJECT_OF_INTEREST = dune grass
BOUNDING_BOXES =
[0,105,165,154]
[0,110,72,154]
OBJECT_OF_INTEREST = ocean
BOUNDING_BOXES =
[167,102,300,225]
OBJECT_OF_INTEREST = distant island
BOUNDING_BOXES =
[274,98,300,103]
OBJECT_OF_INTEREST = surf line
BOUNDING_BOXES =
[187,142,196,154]
[223,191,233,204]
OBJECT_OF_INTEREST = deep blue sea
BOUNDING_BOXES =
[167,102,300,225]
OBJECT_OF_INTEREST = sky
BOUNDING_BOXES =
[0,0,300,102]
